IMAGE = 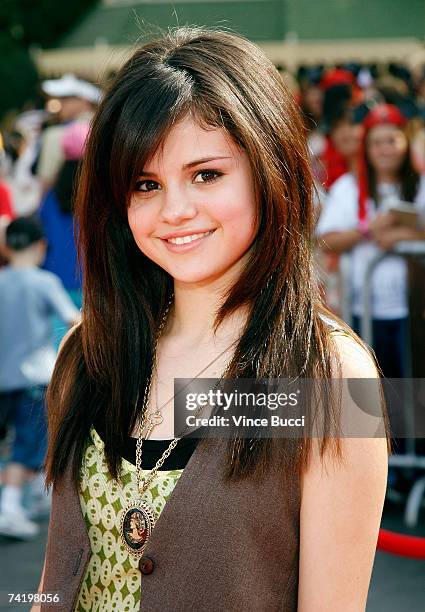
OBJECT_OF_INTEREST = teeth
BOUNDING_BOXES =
[168,230,213,245]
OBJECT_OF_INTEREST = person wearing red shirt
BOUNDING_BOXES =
[0,179,16,265]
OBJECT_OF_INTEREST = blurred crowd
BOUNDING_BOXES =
[0,74,99,540]
[1,59,425,540]
[297,62,425,380]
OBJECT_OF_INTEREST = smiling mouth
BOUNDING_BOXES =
[165,230,216,245]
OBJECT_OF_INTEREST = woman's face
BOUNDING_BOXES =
[128,116,257,287]
[130,516,136,527]
[302,85,323,120]
[366,124,408,177]
[331,120,363,160]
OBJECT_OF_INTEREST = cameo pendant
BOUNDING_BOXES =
[120,499,157,556]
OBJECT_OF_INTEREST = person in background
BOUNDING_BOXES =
[313,71,364,316]
[0,174,15,224]
[317,102,425,478]
[317,103,425,378]
[0,217,80,539]
[298,65,324,132]
[298,66,326,189]
[0,133,16,265]
[39,121,89,326]
[36,74,101,191]
[3,111,49,217]
[319,69,362,190]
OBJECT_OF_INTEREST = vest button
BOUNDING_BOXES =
[139,556,154,575]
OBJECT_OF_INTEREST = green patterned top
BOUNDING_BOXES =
[74,427,183,612]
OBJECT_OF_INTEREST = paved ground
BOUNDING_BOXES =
[367,501,425,612]
[0,497,424,611]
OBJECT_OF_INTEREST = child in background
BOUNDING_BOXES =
[0,217,80,539]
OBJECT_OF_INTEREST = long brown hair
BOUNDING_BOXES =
[45,27,388,488]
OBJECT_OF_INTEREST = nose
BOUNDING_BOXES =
[159,186,197,224]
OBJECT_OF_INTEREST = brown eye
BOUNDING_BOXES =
[135,180,160,192]
[193,170,222,183]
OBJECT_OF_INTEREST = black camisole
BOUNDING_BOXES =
[93,414,199,470]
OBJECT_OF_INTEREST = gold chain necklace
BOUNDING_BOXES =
[119,296,234,556]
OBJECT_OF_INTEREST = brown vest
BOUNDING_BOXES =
[41,438,300,611]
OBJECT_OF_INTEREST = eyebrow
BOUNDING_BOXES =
[140,156,233,177]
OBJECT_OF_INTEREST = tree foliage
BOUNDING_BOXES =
[0,0,99,120]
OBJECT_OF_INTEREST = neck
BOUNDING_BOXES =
[10,253,38,267]
[375,171,399,185]
[166,282,249,349]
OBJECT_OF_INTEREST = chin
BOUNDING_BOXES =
[168,263,241,287]
[170,272,224,286]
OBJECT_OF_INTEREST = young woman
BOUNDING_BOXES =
[317,103,425,379]
[36,28,389,612]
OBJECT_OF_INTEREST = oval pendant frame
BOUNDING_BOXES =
[120,499,157,556]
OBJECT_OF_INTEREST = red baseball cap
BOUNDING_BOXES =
[320,68,355,91]
[362,103,406,132]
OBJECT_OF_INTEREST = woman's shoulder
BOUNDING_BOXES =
[318,312,377,378]
[330,331,378,379]
[302,321,387,478]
